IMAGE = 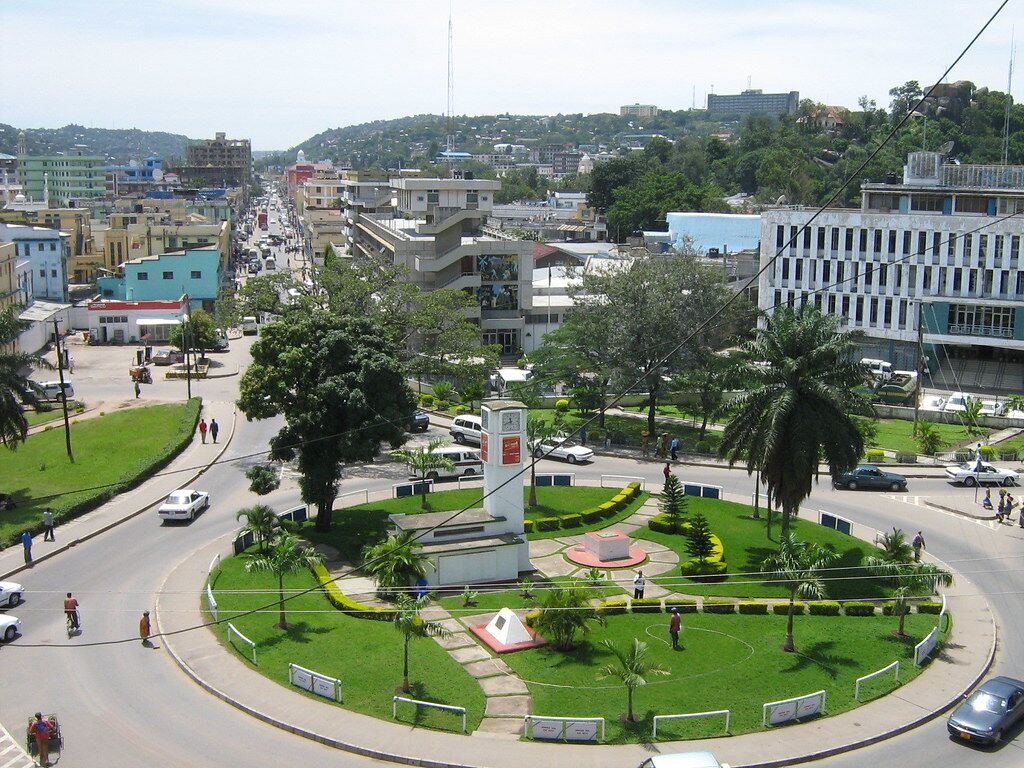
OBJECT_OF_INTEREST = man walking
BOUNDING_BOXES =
[210,418,219,444]
[134,380,141,399]
[633,570,645,599]
[663,462,671,482]
[659,432,669,458]
[912,531,926,562]
[670,436,679,461]
[669,607,682,650]
[198,418,208,444]
[42,508,55,542]
[21,530,32,565]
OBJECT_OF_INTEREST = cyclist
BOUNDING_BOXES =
[64,592,80,631]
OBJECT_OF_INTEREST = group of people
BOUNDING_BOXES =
[982,488,1020,524]
[197,417,220,444]
[641,432,681,461]
[632,570,684,650]
[15,508,60,565]
[62,592,152,644]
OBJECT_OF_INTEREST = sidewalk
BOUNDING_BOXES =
[0,401,237,582]
[159,528,996,768]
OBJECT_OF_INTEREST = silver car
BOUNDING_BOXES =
[947,676,1024,744]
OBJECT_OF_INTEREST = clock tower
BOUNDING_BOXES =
[480,399,530,571]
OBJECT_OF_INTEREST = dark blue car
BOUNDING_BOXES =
[948,676,1024,745]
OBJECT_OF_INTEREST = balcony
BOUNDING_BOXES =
[947,324,1014,339]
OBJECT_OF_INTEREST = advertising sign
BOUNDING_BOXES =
[767,700,798,725]
[312,677,337,699]
[564,720,599,742]
[481,433,489,462]
[530,718,563,740]
[289,665,313,692]
[915,626,939,666]
[764,690,826,726]
[502,435,521,465]
[796,692,825,718]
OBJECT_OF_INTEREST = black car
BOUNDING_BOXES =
[833,464,907,491]
[947,676,1024,745]
[408,411,430,433]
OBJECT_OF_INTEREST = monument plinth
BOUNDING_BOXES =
[565,529,646,568]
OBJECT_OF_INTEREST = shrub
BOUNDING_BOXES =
[560,513,582,529]
[694,440,711,454]
[893,451,917,464]
[648,514,677,534]
[581,507,604,524]
[524,610,541,627]
[882,601,910,616]
[980,444,995,459]
[435,400,450,411]
[685,511,716,563]
[631,598,662,614]
[453,405,469,415]
[865,448,885,463]
[702,599,737,614]
[680,560,728,582]
[627,482,641,493]
[808,601,842,616]
[598,502,617,517]
[419,393,435,406]
[522,519,535,533]
[555,398,570,413]
[597,599,628,616]
[535,517,561,531]
[916,601,943,614]
[312,562,392,620]
[611,493,628,506]
[773,601,805,615]
[664,598,698,613]
[843,602,877,617]
[738,601,768,615]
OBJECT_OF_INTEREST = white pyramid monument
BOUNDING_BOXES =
[484,608,535,646]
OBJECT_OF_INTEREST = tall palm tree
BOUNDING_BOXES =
[877,527,915,565]
[392,593,452,693]
[864,558,953,637]
[361,530,431,598]
[720,304,869,536]
[389,437,455,509]
[598,638,669,722]
[0,307,40,450]
[235,504,280,552]
[763,534,838,652]
[244,534,324,629]
[530,583,606,651]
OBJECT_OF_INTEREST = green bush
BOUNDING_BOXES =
[555,398,570,413]
[648,514,679,534]
[865,448,885,463]
[916,601,943,614]
[611,493,628,506]
[694,440,711,454]
[631,598,662,614]
[516,357,529,369]
[560,513,582,529]
[453,405,469,415]
[435,400,451,411]
[598,502,617,517]
[680,560,727,582]
[597,599,628,616]
[980,444,994,459]
[808,601,842,616]
[535,517,561,532]
[882,601,910,616]
[524,610,540,627]
[702,599,737,614]
[664,598,698,613]
[895,452,918,464]
[738,601,768,615]
[773,601,805,615]
[522,519,535,533]
[843,602,877,617]
[419,393,435,406]
[312,562,392,620]
[581,507,604,524]
[627,482,641,493]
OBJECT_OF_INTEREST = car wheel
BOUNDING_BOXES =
[3,626,15,642]
[534,448,544,458]
[453,433,465,444]
[890,482,901,491]
[1004,477,1016,487]
[463,467,476,476]
[426,471,439,481]
[567,454,578,464]
[964,476,977,487]
[8,592,20,607]
[847,480,858,490]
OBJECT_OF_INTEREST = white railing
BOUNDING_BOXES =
[227,622,257,664]
[289,663,342,702]
[855,661,900,701]
[336,488,369,506]
[763,690,827,727]
[207,553,221,579]
[653,709,730,739]
[600,474,645,491]
[915,626,940,667]
[392,696,466,732]
[206,583,219,621]
[524,715,605,742]
[456,474,485,490]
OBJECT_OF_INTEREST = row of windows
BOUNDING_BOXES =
[97,315,129,324]
[16,241,58,256]
[775,225,1023,262]
[525,313,564,325]
[37,269,58,279]
[136,270,203,281]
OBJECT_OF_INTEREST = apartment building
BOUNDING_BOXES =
[96,246,221,312]
[96,215,229,273]
[18,146,107,206]
[620,103,659,118]
[708,89,799,116]
[0,223,70,303]
[302,170,345,210]
[353,175,533,357]
[759,150,1024,378]
[0,242,17,311]
[180,132,252,188]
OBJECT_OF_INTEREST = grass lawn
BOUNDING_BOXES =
[210,555,486,732]
[634,498,890,600]
[25,409,65,427]
[0,401,199,545]
[869,419,974,455]
[504,612,940,742]
[437,577,625,615]
[624,404,730,427]
[528,410,722,453]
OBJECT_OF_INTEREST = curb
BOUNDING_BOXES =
[924,501,997,521]
[0,407,237,582]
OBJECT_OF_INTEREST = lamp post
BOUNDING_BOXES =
[182,294,192,400]
[52,318,74,461]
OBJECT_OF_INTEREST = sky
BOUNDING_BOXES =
[1,0,1023,150]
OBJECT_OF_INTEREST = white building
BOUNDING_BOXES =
[85,297,187,344]
[0,223,70,303]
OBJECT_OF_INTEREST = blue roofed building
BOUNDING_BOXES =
[96,245,221,311]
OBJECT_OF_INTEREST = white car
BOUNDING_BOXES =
[0,580,23,608]
[158,489,210,521]
[945,461,1020,487]
[0,614,21,643]
[533,437,594,464]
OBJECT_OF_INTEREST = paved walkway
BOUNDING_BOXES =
[0,400,236,582]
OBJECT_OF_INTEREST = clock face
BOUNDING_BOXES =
[500,410,522,434]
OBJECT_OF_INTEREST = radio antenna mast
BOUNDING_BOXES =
[1003,28,1015,164]
[446,6,455,155]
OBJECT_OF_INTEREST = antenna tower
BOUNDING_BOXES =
[1003,29,1015,164]
[446,9,455,155]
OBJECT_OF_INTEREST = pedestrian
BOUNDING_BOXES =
[21,530,32,565]
[198,418,208,444]
[669,606,682,650]
[633,570,645,600]
[982,488,993,510]
[670,436,679,461]
[997,495,1006,523]
[1007,493,1018,522]
[42,508,55,542]
[640,431,650,458]
[663,462,671,482]
[67,355,74,374]
[134,380,141,399]
[28,713,53,767]
[912,531,926,562]
[140,610,152,646]
[579,425,588,446]
[659,432,669,458]
[210,418,219,444]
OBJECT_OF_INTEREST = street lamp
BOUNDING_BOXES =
[181,294,192,400]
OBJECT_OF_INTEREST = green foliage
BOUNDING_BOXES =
[519,580,534,599]
[461,586,479,607]
[914,420,945,455]
[631,598,663,614]
[312,562,392,620]
[392,594,453,693]
[235,504,280,552]
[170,308,221,355]
[536,517,561,531]
[555,398,570,413]
[597,638,669,722]
[361,530,430,598]
[738,602,768,615]
[702,599,737,614]
[664,598,698,613]
[685,511,715,563]
[762,533,840,651]
[681,560,728,581]
[844,602,877,617]
[522,519,535,533]
[419,393,435,407]
[808,601,842,616]
[431,381,455,402]
[659,473,687,532]
[389,437,455,508]
[598,599,628,616]
[865,448,885,462]
[1,307,46,448]
[916,601,943,614]
[560,513,583,529]
[245,465,280,496]
[531,584,606,651]
[895,452,918,464]
[773,601,805,615]
[243,534,325,628]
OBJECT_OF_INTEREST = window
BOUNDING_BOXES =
[823,261,831,282]
[1012,235,1020,260]
[947,233,957,256]
[952,269,962,291]
[51,269,57,278]
[964,233,972,257]
[979,235,988,258]
[923,266,932,290]
[842,296,850,316]
[888,230,897,253]
[995,235,1004,259]
[781,260,790,280]
[845,229,853,251]
[859,229,867,251]
[898,300,908,327]
[138,272,148,280]
[855,297,864,322]
[870,298,879,324]
[873,230,883,252]
[883,298,893,325]
[831,228,840,250]
[802,228,811,249]
[795,260,803,281]
[776,226,785,248]
[162,271,174,280]
[817,228,826,249]
[878,264,887,287]
[932,233,941,256]
[190,270,201,279]
[39,269,45,278]
[49,242,56,251]
[918,232,927,254]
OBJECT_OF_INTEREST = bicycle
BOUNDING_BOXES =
[66,611,81,638]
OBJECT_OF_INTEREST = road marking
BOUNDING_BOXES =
[0,726,34,768]
[884,494,1011,531]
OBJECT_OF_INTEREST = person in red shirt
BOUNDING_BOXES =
[198,419,208,444]
[28,713,53,766]
[64,593,79,631]
[669,607,682,650]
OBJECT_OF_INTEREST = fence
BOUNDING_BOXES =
[652,709,730,739]
[682,483,722,500]
[207,553,221,578]
[939,593,950,631]
[227,622,257,664]
[205,583,218,621]
[393,479,433,498]
[763,690,827,727]
[601,474,645,491]
[277,505,309,523]
[818,511,853,536]
[392,696,466,732]
[855,661,900,701]
[534,473,575,487]
[524,715,605,742]
[337,488,369,506]
[232,529,255,555]
[289,662,342,702]
[456,474,484,490]
[915,626,940,666]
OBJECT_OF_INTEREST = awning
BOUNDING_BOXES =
[135,318,182,327]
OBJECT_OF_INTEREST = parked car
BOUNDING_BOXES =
[533,435,594,464]
[158,489,210,522]
[0,580,23,608]
[639,753,728,768]
[449,414,482,445]
[833,465,908,491]
[0,614,20,643]
[241,316,259,335]
[151,350,185,366]
[421,446,483,480]
[27,381,74,401]
[408,411,430,433]
[945,461,1020,487]
[947,676,1024,745]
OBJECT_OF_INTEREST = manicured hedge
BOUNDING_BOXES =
[524,610,540,627]
[680,560,728,582]
[664,598,698,613]
[598,501,617,516]
[808,601,842,616]
[523,519,535,533]
[598,599,628,616]
[581,507,604,524]
[560,513,582,529]
[738,601,768,615]
[916,601,943,614]
[843,602,877,617]
[612,493,629,506]
[702,599,737,614]
[535,517,561,531]
[312,562,392,620]
[631,598,662,614]
[865,448,885,462]
[773,601,805,615]
[882,601,910,616]
[648,514,685,534]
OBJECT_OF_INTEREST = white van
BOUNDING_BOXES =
[860,358,893,382]
[264,255,277,271]
[424,446,483,480]
[491,367,533,394]
[449,414,483,445]
[241,316,258,335]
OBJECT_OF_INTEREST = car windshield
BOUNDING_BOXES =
[166,493,189,504]
[967,691,1006,714]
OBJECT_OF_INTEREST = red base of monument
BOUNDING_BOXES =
[470,624,548,653]
[564,544,647,569]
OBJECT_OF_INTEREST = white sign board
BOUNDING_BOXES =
[312,677,337,699]
[764,690,826,726]
[290,665,313,692]
[767,700,798,725]
[288,663,341,701]
[530,718,564,740]
[915,626,940,666]
[564,720,599,742]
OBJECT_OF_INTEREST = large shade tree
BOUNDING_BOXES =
[237,311,414,531]
[720,304,870,536]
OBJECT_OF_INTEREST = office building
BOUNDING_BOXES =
[708,89,799,117]
[620,103,659,118]
[18,146,107,206]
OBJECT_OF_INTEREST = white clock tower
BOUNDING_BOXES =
[480,399,531,571]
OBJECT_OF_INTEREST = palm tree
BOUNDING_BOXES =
[763,534,838,652]
[877,527,915,566]
[525,418,558,507]
[598,638,669,722]
[389,437,456,509]
[0,307,42,450]
[865,558,953,637]
[361,530,431,598]
[392,594,452,693]
[719,304,869,536]
[530,583,606,651]
[244,534,324,629]
[235,504,280,552]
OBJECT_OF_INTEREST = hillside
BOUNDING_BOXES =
[0,123,192,163]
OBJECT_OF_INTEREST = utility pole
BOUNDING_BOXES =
[913,300,924,436]
[183,294,192,400]
[52,319,73,461]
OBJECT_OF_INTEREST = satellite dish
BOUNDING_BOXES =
[152,168,164,181]
[775,195,788,205]
[937,140,954,156]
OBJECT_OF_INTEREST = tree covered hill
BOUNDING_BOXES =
[0,123,192,163]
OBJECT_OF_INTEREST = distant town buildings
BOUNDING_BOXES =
[179,132,252,189]
[18,146,106,206]
[708,89,799,117]
[620,103,659,118]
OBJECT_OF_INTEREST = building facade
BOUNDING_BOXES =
[181,132,252,189]
[0,242,17,311]
[18,146,106,206]
[86,297,187,344]
[620,103,658,118]
[707,89,799,116]
[0,223,70,302]
[96,246,221,311]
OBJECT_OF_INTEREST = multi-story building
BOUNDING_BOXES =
[708,89,799,117]
[0,206,98,283]
[0,153,20,204]
[105,156,178,196]
[302,169,345,210]
[0,223,70,302]
[353,175,533,357]
[95,212,229,277]
[18,146,107,206]
[0,242,18,311]
[759,150,1024,382]
[180,132,252,189]
[620,103,659,118]
[552,151,583,178]
[96,246,221,312]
